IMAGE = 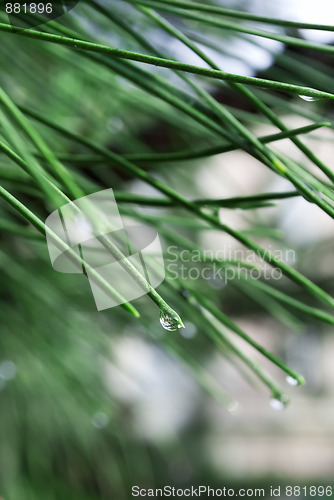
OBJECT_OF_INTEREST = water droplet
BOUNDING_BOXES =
[92,412,109,429]
[286,375,305,386]
[160,310,183,331]
[0,361,17,380]
[107,117,124,133]
[208,277,227,290]
[298,95,316,102]
[227,400,240,415]
[286,376,298,386]
[270,393,289,411]
[180,288,190,298]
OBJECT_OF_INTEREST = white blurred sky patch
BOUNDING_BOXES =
[246,0,334,43]
[277,0,334,43]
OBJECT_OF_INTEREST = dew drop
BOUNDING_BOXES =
[286,375,305,386]
[208,277,227,290]
[227,400,240,415]
[286,376,299,386]
[298,95,316,102]
[160,310,183,331]
[201,207,216,216]
[107,117,124,133]
[270,393,289,411]
[92,412,109,429]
